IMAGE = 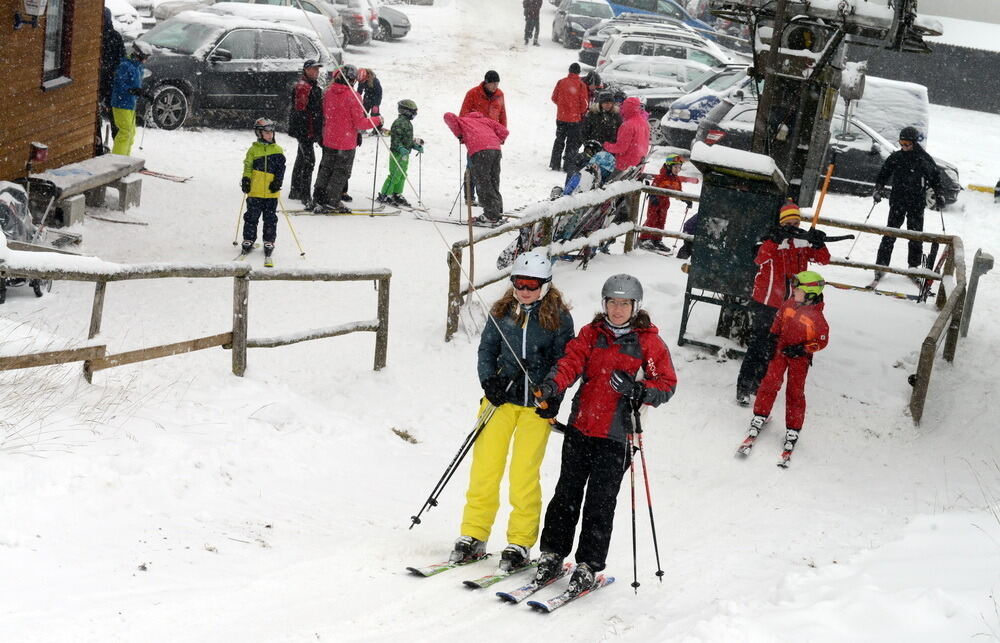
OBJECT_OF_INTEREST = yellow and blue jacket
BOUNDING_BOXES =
[242,141,286,199]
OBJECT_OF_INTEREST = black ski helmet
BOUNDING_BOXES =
[398,99,418,118]
[583,139,602,156]
[899,126,923,143]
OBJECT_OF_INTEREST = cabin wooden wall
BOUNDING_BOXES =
[0,0,103,181]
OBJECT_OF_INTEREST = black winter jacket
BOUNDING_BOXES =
[874,144,942,207]
[581,106,622,145]
[478,303,575,407]
[288,77,324,142]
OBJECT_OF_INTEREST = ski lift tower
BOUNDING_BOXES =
[709,0,943,207]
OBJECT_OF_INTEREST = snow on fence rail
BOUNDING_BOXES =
[0,254,391,379]
[443,188,967,424]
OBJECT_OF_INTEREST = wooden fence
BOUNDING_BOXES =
[443,184,966,424]
[0,260,391,380]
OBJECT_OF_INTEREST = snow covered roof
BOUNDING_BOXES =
[690,141,787,188]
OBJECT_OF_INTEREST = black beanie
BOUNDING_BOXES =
[484,70,500,83]
[569,63,581,74]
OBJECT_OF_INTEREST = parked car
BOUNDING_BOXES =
[373,2,411,39]
[127,0,157,31]
[205,3,343,63]
[603,0,713,33]
[137,11,335,130]
[597,30,734,69]
[579,14,698,66]
[106,0,143,40]
[552,0,615,49]
[333,0,374,44]
[693,100,961,204]
[661,66,755,148]
[597,54,709,92]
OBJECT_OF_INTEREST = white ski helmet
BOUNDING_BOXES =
[602,273,643,323]
[511,251,553,282]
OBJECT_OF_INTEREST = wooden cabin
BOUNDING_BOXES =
[1,0,103,181]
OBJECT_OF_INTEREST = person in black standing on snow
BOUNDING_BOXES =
[98,7,125,151]
[523,0,542,46]
[871,126,944,282]
[358,68,383,137]
[581,90,622,146]
[288,60,324,209]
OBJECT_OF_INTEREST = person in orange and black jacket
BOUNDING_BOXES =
[735,201,829,407]
[531,274,677,595]
[461,70,507,206]
[549,63,590,172]
[747,271,830,464]
[288,59,324,209]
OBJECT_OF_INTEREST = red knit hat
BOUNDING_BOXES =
[779,201,801,224]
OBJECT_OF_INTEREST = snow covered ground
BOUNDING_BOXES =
[2,1,1000,641]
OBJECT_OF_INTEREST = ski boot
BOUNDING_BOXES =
[778,428,800,467]
[533,39,540,46]
[391,194,411,207]
[375,193,391,204]
[748,415,768,438]
[475,214,502,227]
[449,535,486,563]
[341,193,353,203]
[240,240,254,256]
[638,239,656,251]
[567,562,596,595]
[499,544,529,572]
[652,240,672,254]
[533,551,563,584]
[263,242,274,268]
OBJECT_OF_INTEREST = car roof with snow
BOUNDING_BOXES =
[601,54,707,69]
[165,9,320,38]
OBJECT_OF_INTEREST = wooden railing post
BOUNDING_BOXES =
[84,280,107,383]
[909,337,936,424]
[232,274,249,376]
[623,190,642,253]
[445,245,463,342]
[374,276,390,371]
[943,287,964,363]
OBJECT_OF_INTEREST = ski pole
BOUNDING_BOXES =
[371,126,380,213]
[845,200,878,259]
[418,151,423,207]
[672,201,692,249]
[633,406,664,583]
[138,121,147,151]
[278,198,306,256]
[409,403,498,529]
[628,432,640,594]
[232,194,247,246]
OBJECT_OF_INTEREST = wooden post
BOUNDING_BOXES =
[84,280,107,383]
[623,191,642,253]
[445,245,463,342]
[232,275,249,376]
[943,288,964,363]
[909,337,936,424]
[374,276,390,371]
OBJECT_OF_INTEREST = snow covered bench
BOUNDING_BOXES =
[21,155,145,226]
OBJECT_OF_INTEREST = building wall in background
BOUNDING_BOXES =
[1,0,102,182]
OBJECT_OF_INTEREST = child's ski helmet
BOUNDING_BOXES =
[253,117,276,141]
[601,274,643,323]
[663,153,683,167]
[511,251,552,282]
[398,99,418,118]
[794,270,825,298]
[583,139,603,156]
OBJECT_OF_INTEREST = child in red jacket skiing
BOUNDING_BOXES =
[739,270,829,467]
[533,274,677,595]
[638,153,699,253]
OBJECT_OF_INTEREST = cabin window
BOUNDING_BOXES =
[43,0,74,85]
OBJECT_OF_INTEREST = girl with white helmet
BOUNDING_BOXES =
[532,273,677,594]
[449,251,574,574]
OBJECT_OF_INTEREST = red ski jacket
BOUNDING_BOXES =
[461,83,507,128]
[322,83,383,151]
[603,97,650,170]
[770,299,829,355]
[551,73,589,123]
[751,235,830,309]
[443,111,509,156]
[547,319,677,443]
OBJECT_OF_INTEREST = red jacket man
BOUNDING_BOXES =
[751,231,831,307]
[603,97,650,170]
[461,70,507,127]
[551,69,589,123]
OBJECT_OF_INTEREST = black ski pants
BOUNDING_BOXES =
[472,149,503,219]
[314,147,356,207]
[524,14,540,43]
[243,197,277,243]
[550,121,582,172]
[876,201,925,268]
[736,300,779,398]
[289,137,316,202]
[539,426,629,572]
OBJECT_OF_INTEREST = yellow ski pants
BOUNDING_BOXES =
[461,400,552,547]
[112,107,136,156]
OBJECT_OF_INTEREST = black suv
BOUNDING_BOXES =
[138,12,334,130]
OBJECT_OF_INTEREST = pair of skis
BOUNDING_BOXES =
[735,418,794,468]
[407,557,614,613]
[232,243,273,267]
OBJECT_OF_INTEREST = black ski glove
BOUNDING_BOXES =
[269,179,282,193]
[933,194,946,211]
[241,177,251,194]
[782,343,808,358]
[807,228,826,249]
[533,380,559,411]
[535,396,561,419]
[610,370,645,403]
[872,187,884,203]
[482,375,509,407]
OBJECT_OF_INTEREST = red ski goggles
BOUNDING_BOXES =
[512,277,545,291]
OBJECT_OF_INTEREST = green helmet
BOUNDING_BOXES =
[794,270,825,296]
[663,153,683,166]
[398,99,418,115]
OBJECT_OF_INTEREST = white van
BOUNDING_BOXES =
[597,31,735,68]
